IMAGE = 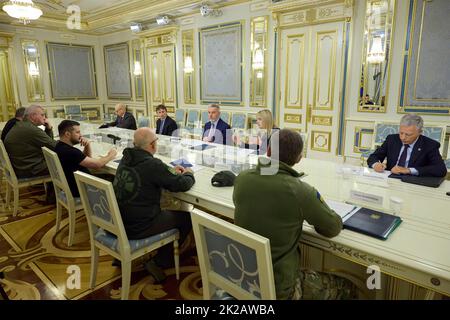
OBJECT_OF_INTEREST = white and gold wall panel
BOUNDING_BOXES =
[162,48,175,104]
[311,130,332,152]
[344,119,375,159]
[285,34,306,110]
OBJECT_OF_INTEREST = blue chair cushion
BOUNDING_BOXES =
[17,175,50,183]
[445,159,450,170]
[58,191,81,206]
[94,228,179,253]
[211,289,236,300]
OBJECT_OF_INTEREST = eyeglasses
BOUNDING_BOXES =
[150,137,159,145]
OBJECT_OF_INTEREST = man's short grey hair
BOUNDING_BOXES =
[208,104,220,109]
[24,105,44,118]
[400,114,423,131]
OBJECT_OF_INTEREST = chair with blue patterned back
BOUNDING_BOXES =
[74,171,180,300]
[137,116,150,128]
[201,111,209,126]
[220,111,230,124]
[65,105,89,121]
[175,109,187,129]
[231,113,247,130]
[42,147,83,247]
[186,109,200,129]
[0,140,51,217]
[191,209,276,300]
[421,125,446,155]
[299,132,308,158]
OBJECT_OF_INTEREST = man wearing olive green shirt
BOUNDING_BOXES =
[4,105,57,178]
[233,129,356,300]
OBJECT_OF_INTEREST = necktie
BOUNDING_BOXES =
[208,123,215,139]
[160,119,165,134]
[397,144,409,167]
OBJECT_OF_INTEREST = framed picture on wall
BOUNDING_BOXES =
[104,42,132,99]
[199,21,243,105]
[46,42,97,100]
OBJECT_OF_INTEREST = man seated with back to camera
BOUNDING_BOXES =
[113,128,195,282]
[233,129,357,300]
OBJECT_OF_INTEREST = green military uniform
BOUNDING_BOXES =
[4,120,56,178]
[233,159,356,300]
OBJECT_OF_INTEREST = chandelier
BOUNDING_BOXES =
[367,36,385,64]
[2,0,43,25]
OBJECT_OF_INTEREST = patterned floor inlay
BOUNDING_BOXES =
[0,184,202,300]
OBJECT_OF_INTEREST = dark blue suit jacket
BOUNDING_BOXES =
[156,115,177,136]
[202,118,231,145]
[109,112,137,130]
[367,134,446,177]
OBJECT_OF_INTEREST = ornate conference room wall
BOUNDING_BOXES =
[1,0,449,163]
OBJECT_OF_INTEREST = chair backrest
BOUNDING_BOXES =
[64,105,86,121]
[74,171,130,255]
[186,109,200,128]
[231,113,247,129]
[201,111,209,126]
[137,116,150,128]
[422,125,446,155]
[175,109,186,128]
[42,147,74,204]
[373,122,446,155]
[372,122,399,148]
[0,140,18,185]
[220,111,230,124]
[191,209,276,300]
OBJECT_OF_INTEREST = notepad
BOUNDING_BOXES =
[343,207,402,240]
[326,199,360,220]
[170,158,193,168]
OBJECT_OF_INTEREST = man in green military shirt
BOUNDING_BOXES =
[233,129,356,300]
[4,105,57,178]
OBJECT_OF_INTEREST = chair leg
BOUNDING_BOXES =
[5,184,11,209]
[121,261,131,300]
[89,246,99,289]
[174,239,180,281]
[12,186,19,217]
[55,202,62,233]
[67,204,76,247]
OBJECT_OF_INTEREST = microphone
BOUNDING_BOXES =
[107,134,121,144]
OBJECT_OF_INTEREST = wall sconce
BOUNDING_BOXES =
[156,16,170,25]
[133,61,142,76]
[28,61,39,76]
[252,48,264,70]
[184,56,194,73]
[367,36,385,64]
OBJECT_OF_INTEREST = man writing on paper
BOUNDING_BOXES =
[113,128,194,282]
[100,103,137,130]
[233,129,356,300]
[368,114,446,177]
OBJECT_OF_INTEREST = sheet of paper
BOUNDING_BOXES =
[325,199,360,220]
[361,168,391,180]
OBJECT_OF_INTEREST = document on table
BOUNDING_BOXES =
[170,158,204,172]
[361,168,391,180]
[326,199,360,222]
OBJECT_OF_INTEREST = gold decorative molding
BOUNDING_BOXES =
[284,113,302,124]
[312,115,332,126]
[139,26,178,47]
[311,130,331,152]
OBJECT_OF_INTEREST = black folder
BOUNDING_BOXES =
[343,207,402,240]
[400,175,445,188]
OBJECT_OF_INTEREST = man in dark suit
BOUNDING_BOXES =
[100,103,137,130]
[155,104,177,136]
[202,104,231,145]
[367,114,446,177]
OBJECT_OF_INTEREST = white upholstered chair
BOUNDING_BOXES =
[74,171,180,300]
[191,209,276,300]
[42,147,83,247]
[0,140,51,216]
